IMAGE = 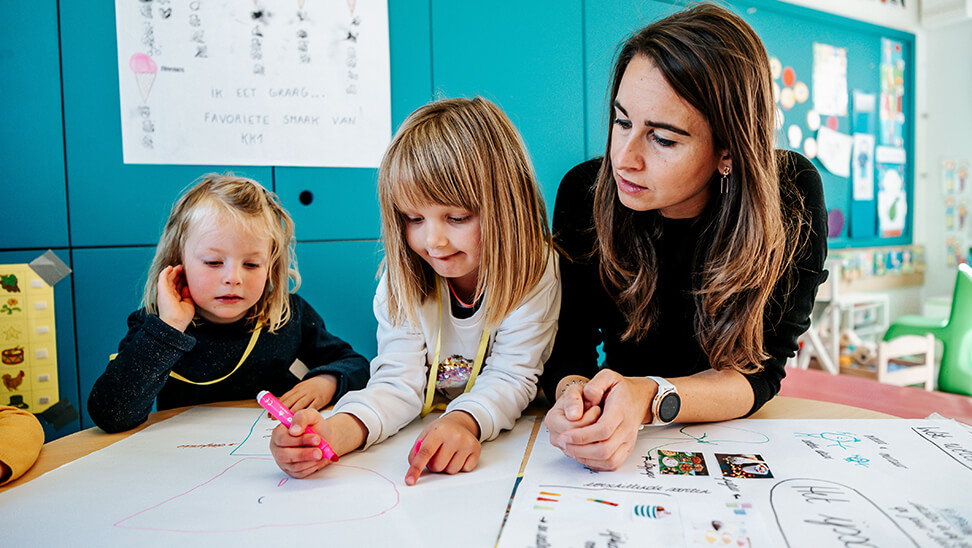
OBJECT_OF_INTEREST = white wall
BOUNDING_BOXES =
[779,0,920,32]
[920,19,972,303]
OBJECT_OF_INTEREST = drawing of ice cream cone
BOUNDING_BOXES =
[129,53,158,103]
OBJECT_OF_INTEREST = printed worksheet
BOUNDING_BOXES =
[498,419,972,547]
[115,0,390,167]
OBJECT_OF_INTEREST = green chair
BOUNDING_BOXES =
[884,263,972,396]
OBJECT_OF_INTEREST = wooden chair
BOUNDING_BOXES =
[839,334,936,390]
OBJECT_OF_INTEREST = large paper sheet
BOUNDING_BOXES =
[115,0,391,167]
[1,407,535,546]
[498,419,972,547]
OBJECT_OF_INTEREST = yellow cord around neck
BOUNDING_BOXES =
[169,323,263,386]
[421,278,490,417]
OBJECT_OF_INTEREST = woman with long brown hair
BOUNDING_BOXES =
[541,3,828,470]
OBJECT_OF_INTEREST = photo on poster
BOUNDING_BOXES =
[658,450,708,476]
[715,454,774,479]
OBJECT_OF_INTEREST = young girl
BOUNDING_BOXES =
[88,175,370,433]
[270,97,560,485]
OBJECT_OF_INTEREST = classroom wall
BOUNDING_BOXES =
[920,19,972,302]
[1,0,957,439]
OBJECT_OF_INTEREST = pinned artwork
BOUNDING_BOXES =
[815,126,853,178]
[879,38,906,148]
[853,133,876,201]
[803,137,818,160]
[0,264,59,413]
[793,81,809,104]
[806,110,821,131]
[787,124,803,149]
[877,162,908,237]
[827,208,845,238]
[769,57,782,80]
[812,42,848,117]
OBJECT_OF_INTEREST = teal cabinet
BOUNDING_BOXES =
[0,1,68,248]
[295,241,382,361]
[72,247,155,429]
[429,0,587,207]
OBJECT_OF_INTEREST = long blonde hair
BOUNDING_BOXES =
[378,97,553,329]
[594,3,804,373]
[142,174,300,332]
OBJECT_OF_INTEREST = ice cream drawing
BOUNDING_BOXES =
[129,53,158,103]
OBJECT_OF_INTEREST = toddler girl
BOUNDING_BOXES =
[88,175,370,432]
[270,97,560,485]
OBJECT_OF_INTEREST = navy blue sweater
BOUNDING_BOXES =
[88,294,369,432]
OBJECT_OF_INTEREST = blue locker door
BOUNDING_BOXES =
[429,0,587,210]
[1,1,69,248]
[294,241,382,361]
[72,247,156,429]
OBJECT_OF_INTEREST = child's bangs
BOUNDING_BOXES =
[186,199,276,247]
[386,134,480,214]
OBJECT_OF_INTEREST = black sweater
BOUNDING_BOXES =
[540,151,828,415]
[88,294,370,432]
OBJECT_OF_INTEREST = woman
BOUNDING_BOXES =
[541,3,828,470]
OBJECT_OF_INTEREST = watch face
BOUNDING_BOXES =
[658,392,681,423]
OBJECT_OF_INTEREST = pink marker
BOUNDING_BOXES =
[257,390,338,462]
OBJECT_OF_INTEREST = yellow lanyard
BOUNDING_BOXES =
[169,324,263,386]
[421,279,490,417]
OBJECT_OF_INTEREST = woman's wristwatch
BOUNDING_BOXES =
[646,376,681,425]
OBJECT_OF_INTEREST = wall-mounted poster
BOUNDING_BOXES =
[812,43,848,117]
[115,0,391,168]
[876,146,908,238]
[0,264,59,414]
[879,37,906,148]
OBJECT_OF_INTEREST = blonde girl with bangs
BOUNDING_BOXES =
[271,97,560,486]
[88,175,369,433]
[542,3,828,471]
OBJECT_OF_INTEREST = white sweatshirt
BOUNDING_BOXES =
[333,251,561,449]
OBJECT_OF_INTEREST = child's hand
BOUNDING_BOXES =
[269,411,367,479]
[281,374,338,412]
[157,265,195,331]
[544,375,602,448]
[405,411,482,486]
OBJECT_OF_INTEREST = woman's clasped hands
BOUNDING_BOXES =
[544,369,657,471]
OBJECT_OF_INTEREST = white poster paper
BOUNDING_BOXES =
[0,407,535,546]
[498,420,972,547]
[115,0,391,167]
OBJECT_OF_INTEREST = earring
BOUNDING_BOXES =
[720,166,731,194]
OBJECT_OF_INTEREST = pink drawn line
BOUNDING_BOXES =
[277,477,289,488]
[113,457,401,533]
